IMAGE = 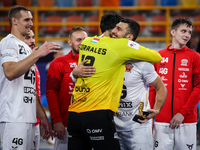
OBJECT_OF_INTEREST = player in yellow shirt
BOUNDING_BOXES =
[67,13,162,150]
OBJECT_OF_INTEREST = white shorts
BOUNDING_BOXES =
[34,124,40,150]
[54,127,68,150]
[117,126,153,150]
[0,122,35,150]
[153,122,196,150]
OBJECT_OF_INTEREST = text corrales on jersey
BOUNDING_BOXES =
[80,44,107,55]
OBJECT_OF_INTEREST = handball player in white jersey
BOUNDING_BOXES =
[24,29,41,150]
[111,19,167,150]
[0,6,59,150]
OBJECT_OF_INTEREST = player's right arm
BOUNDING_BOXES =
[110,38,162,63]
[46,58,66,139]
[2,42,60,81]
[148,76,167,115]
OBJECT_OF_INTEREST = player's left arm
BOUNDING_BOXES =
[140,76,167,123]
[36,93,53,140]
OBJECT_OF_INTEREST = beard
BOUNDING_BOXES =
[72,47,79,54]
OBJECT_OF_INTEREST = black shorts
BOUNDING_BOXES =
[67,110,120,150]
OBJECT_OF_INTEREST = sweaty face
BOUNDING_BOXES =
[68,31,88,55]
[15,10,33,37]
[24,30,35,50]
[111,22,129,39]
[171,24,192,47]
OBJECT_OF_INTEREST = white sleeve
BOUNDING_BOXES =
[70,71,77,83]
[142,62,158,84]
[0,39,18,65]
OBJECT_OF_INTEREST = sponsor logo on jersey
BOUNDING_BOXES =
[71,95,87,104]
[127,41,139,50]
[181,59,188,66]
[75,79,90,94]
[119,102,133,108]
[160,63,165,67]
[179,84,187,90]
[186,144,194,150]
[90,38,100,44]
[23,96,34,103]
[1,53,13,58]
[160,76,168,81]
[12,138,23,147]
[24,87,36,96]
[125,63,133,73]
[178,79,188,83]
[180,72,187,78]
[116,111,134,117]
[178,68,189,71]
[69,86,74,91]
[90,136,104,140]
[181,84,185,88]
[161,57,169,63]
[159,68,168,74]
[69,62,77,68]
[86,129,103,134]
[12,146,18,150]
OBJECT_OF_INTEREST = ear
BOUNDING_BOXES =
[170,29,175,37]
[126,34,133,41]
[68,39,72,47]
[12,17,17,26]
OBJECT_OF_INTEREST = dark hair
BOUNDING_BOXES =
[8,5,30,27]
[69,26,86,39]
[120,18,140,41]
[100,13,123,33]
[171,18,193,30]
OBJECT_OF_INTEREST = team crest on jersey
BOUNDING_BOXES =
[90,38,100,44]
[125,63,133,73]
[181,59,188,66]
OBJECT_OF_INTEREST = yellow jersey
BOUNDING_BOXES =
[69,36,161,113]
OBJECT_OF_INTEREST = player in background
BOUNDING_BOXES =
[46,26,90,150]
[149,18,200,150]
[0,5,59,150]
[24,29,41,150]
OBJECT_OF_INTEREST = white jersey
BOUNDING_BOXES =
[0,34,36,123]
[114,60,158,132]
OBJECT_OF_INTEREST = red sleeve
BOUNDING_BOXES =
[46,59,69,124]
[180,53,200,117]
[149,63,157,109]
[35,64,41,126]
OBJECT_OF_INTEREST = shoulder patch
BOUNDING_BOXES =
[90,38,100,44]
[127,40,139,50]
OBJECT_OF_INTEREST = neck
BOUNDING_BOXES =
[71,50,78,55]
[11,29,24,41]
[170,40,185,49]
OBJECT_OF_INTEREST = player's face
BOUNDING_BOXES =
[15,10,33,37]
[24,30,35,50]
[171,24,192,47]
[111,22,129,39]
[68,31,88,55]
